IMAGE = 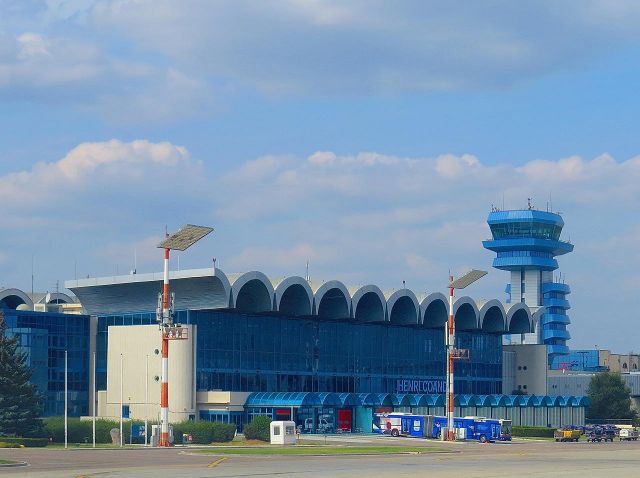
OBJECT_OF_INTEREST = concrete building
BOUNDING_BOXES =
[502,344,548,396]
[548,372,640,412]
[553,349,640,373]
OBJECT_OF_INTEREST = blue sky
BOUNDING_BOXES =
[1,1,640,351]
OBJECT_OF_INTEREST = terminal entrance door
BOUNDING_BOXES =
[337,409,352,432]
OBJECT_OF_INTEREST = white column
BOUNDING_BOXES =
[145,354,149,446]
[120,352,123,447]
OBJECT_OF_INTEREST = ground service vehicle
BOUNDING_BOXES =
[619,428,639,441]
[554,428,581,442]
[454,417,501,443]
[379,414,500,442]
[586,426,616,442]
[378,414,435,438]
[498,419,512,441]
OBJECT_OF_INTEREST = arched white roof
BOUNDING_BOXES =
[314,280,351,319]
[0,288,33,310]
[273,276,314,316]
[453,296,480,330]
[506,302,533,334]
[212,268,232,308]
[531,307,545,335]
[229,271,274,313]
[387,289,420,325]
[351,285,386,322]
[478,299,507,333]
[420,292,448,328]
[37,292,75,304]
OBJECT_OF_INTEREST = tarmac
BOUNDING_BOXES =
[2,435,640,477]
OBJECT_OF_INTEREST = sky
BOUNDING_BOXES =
[1,0,639,351]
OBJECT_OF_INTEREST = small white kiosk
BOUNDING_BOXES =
[270,421,297,445]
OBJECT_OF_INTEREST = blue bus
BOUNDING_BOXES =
[424,415,503,442]
[452,417,501,442]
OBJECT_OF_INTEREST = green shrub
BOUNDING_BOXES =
[172,421,236,444]
[0,437,48,447]
[43,417,151,444]
[243,415,271,441]
[511,426,555,437]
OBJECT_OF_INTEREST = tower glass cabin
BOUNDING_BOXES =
[482,209,573,367]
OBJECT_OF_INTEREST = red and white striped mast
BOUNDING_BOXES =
[446,276,455,441]
[445,269,487,441]
[159,245,171,447]
[156,224,213,447]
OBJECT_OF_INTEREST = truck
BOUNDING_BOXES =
[619,428,639,441]
[554,428,581,442]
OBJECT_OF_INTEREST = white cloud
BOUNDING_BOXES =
[89,0,640,94]
[2,1,640,120]
[0,139,202,218]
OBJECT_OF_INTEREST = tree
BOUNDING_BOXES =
[0,311,44,437]
[586,372,637,420]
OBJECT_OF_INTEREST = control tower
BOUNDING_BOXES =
[482,204,573,367]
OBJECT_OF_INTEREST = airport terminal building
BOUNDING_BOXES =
[2,264,588,432]
[54,267,586,431]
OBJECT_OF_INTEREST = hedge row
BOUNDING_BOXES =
[511,426,555,437]
[172,421,236,444]
[0,437,49,447]
[42,417,236,444]
[43,417,148,444]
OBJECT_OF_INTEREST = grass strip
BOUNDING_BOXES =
[0,459,18,465]
[196,446,447,456]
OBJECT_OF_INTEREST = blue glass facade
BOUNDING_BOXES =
[1,309,90,416]
[549,350,607,372]
[96,309,503,396]
[483,209,574,366]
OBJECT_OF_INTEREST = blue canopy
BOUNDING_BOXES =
[246,392,340,407]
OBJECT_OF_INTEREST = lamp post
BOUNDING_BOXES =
[156,224,213,447]
[64,350,68,449]
[92,351,96,448]
[445,269,487,441]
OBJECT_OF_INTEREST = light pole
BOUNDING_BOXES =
[120,352,123,447]
[445,269,487,441]
[145,353,149,446]
[64,350,68,449]
[92,350,96,448]
[156,224,213,447]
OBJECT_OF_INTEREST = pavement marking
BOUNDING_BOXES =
[208,457,228,468]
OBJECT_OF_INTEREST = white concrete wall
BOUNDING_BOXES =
[524,270,541,307]
[504,344,548,395]
[502,350,516,394]
[102,325,196,423]
[510,270,522,303]
[197,391,251,413]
